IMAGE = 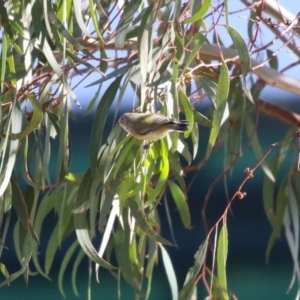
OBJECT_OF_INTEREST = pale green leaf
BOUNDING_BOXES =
[115,0,141,48]
[227,25,253,103]
[217,225,229,300]
[58,240,79,298]
[178,89,193,138]
[11,95,43,140]
[168,180,191,229]
[196,77,217,108]
[90,75,123,176]
[145,139,169,205]
[72,250,85,296]
[128,198,173,246]
[244,116,275,182]
[179,239,209,300]
[205,62,229,159]
[183,0,211,24]
[159,244,178,300]
[0,102,21,198]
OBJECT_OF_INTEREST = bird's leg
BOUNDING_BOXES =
[143,141,153,149]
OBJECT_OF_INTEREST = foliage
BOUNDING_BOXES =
[1,0,300,299]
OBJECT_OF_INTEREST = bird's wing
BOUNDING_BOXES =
[137,115,172,135]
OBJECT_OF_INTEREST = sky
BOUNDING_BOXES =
[70,0,300,115]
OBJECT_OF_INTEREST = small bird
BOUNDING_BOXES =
[118,112,189,141]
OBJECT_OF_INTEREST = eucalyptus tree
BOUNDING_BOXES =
[1,0,300,299]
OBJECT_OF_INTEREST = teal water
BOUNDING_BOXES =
[1,261,297,299]
[2,105,299,299]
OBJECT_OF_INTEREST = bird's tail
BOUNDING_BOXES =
[172,120,189,132]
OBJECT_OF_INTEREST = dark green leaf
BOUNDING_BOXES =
[90,75,123,176]
[11,95,43,140]
[168,180,191,229]
[205,62,229,159]
[178,89,193,137]
[227,25,253,103]
[115,0,142,48]
[128,198,173,246]
[179,238,208,299]
[183,0,211,24]
[217,225,229,300]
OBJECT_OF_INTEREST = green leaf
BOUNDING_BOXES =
[0,263,9,279]
[72,250,85,296]
[58,240,79,298]
[73,0,91,37]
[244,116,275,181]
[196,77,217,108]
[193,110,211,127]
[86,61,138,87]
[168,180,191,229]
[113,138,140,179]
[47,2,94,57]
[0,102,21,198]
[227,25,253,103]
[266,176,289,261]
[10,178,30,232]
[114,221,142,292]
[115,0,142,48]
[0,33,8,93]
[159,244,178,300]
[138,3,155,108]
[75,228,116,269]
[11,95,43,140]
[217,224,229,300]
[74,170,116,269]
[179,238,209,300]
[145,140,169,205]
[88,0,104,43]
[0,248,32,288]
[262,156,278,230]
[183,0,211,24]
[90,75,123,176]
[205,62,229,159]
[169,152,187,195]
[128,198,173,246]
[182,32,207,74]
[19,137,39,189]
[178,89,193,138]
[266,49,279,71]
[0,2,14,40]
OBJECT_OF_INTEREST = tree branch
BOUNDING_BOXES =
[257,99,300,127]
[199,43,300,96]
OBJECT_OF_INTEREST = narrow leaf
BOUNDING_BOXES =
[217,224,229,300]
[90,75,123,176]
[183,0,211,24]
[206,62,229,159]
[159,244,178,300]
[168,180,191,229]
[227,25,253,103]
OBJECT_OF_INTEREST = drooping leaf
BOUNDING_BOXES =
[159,244,178,300]
[178,89,193,138]
[115,0,141,48]
[266,176,289,261]
[90,75,123,176]
[227,25,253,103]
[179,238,209,299]
[216,225,229,300]
[168,180,191,229]
[11,95,43,140]
[128,198,173,246]
[58,240,79,298]
[206,62,229,159]
[183,0,211,24]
